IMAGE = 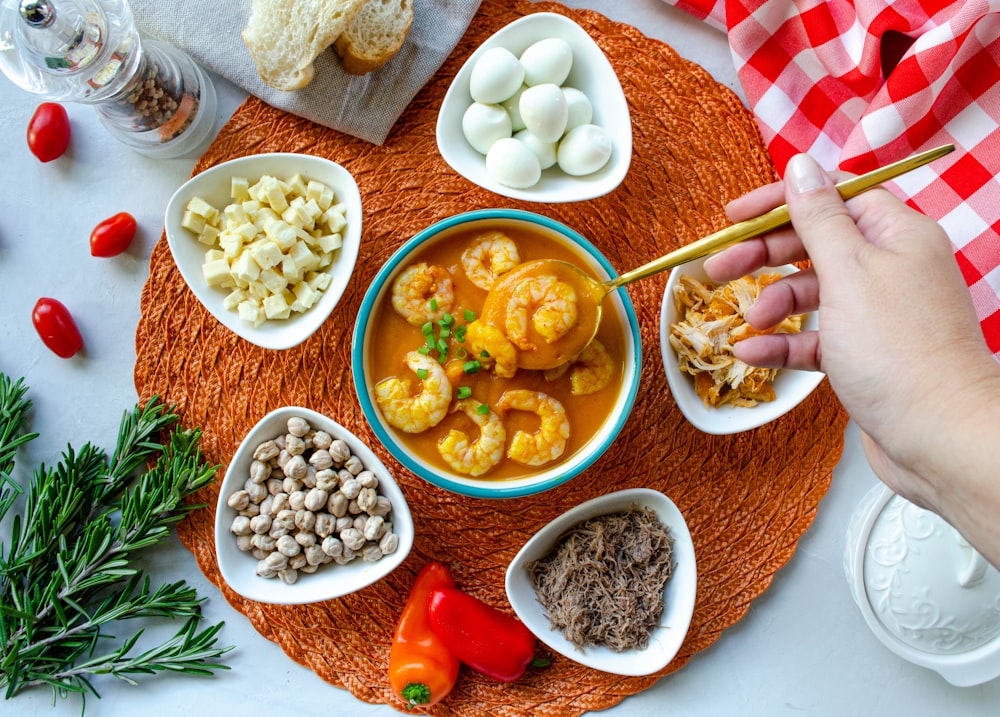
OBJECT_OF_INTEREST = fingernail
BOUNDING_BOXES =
[786,154,825,194]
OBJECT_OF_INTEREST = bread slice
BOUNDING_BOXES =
[242,0,367,91]
[334,0,414,75]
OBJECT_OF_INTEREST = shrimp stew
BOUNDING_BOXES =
[367,221,627,481]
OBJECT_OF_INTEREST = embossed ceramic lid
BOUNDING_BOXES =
[845,484,1000,686]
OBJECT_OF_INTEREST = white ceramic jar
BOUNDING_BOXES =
[844,483,1000,686]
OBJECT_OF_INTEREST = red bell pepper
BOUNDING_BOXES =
[426,587,537,682]
[388,563,460,709]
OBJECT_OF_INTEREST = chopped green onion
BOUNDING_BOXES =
[429,298,438,312]
[455,347,468,359]
[421,321,434,336]
[440,326,451,339]
[418,346,431,356]
[457,386,472,399]
[440,313,455,327]
[479,350,490,359]
[416,368,428,380]
[425,334,437,350]
[463,360,482,374]
[464,309,476,321]
[436,338,449,354]
[454,325,467,342]
[476,403,490,415]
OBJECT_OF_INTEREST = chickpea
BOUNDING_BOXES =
[379,532,399,556]
[358,487,378,514]
[335,516,353,533]
[328,492,349,518]
[283,476,303,495]
[344,455,364,476]
[250,514,272,534]
[294,530,317,548]
[259,495,275,517]
[230,515,252,536]
[262,551,288,572]
[363,515,384,541]
[340,528,365,552]
[329,439,350,464]
[309,449,333,471]
[266,478,284,497]
[227,489,250,511]
[302,466,318,489]
[287,416,310,437]
[357,470,378,489]
[304,487,328,512]
[340,478,361,500]
[253,439,280,462]
[284,434,306,456]
[245,480,267,504]
[305,544,326,566]
[271,492,290,514]
[288,490,306,511]
[249,459,272,483]
[314,512,336,537]
[369,496,392,518]
[285,455,308,480]
[289,553,307,570]
[312,430,333,450]
[236,534,253,552]
[294,509,316,532]
[276,534,301,557]
[361,542,383,562]
[315,469,338,492]
[321,535,344,558]
[278,568,298,585]
[251,534,276,552]
[239,502,260,518]
[273,509,297,532]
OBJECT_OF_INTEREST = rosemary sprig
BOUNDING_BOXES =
[0,373,233,707]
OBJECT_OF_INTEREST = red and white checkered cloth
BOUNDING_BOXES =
[662,0,1000,356]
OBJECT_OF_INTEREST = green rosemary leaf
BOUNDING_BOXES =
[0,378,232,706]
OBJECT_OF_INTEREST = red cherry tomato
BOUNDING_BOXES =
[27,103,71,162]
[32,298,83,358]
[90,212,137,257]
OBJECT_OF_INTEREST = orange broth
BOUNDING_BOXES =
[368,222,627,481]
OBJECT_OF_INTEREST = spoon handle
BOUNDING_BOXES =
[606,143,955,290]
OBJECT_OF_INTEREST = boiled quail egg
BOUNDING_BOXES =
[462,102,513,155]
[519,83,568,144]
[519,37,573,87]
[469,47,525,104]
[487,137,542,188]
[514,129,557,170]
[557,123,612,176]
[562,87,593,132]
[501,85,528,132]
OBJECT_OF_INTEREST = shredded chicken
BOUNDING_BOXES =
[669,274,802,408]
[526,506,674,653]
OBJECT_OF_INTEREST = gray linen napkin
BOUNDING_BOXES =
[131,0,483,144]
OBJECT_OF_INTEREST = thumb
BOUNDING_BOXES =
[783,154,865,266]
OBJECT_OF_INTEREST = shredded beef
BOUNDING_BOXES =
[526,505,674,652]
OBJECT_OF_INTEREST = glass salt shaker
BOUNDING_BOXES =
[0,0,217,158]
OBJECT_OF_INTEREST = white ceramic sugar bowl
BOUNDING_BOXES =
[844,483,1000,686]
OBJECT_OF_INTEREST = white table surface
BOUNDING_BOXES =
[3,1,998,715]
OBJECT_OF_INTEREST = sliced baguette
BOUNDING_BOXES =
[242,0,367,91]
[334,0,414,75]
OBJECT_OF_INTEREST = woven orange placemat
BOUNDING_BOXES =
[134,1,848,714]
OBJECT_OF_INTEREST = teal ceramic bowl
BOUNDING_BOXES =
[351,209,640,499]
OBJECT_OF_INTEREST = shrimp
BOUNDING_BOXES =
[461,231,521,290]
[497,389,570,466]
[544,339,615,395]
[391,262,455,326]
[374,351,452,433]
[437,400,507,476]
[467,320,518,378]
[505,275,578,350]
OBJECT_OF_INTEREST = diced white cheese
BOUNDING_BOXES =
[231,176,250,201]
[237,299,265,326]
[202,258,232,287]
[230,250,260,285]
[263,292,291,319]
[198,224,220,247]
[249,240,283,271]
[259,267,288,295]
[317,233,342,254]
[222,288,247,311]
[180,210,206,235]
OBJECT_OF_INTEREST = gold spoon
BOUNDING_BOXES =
[490,143,955,370]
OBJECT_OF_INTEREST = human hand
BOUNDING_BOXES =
[703,153,997,522]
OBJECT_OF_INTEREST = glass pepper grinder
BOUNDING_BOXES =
[0,0,217,158]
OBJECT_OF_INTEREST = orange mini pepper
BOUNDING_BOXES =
[389,562,460,710]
